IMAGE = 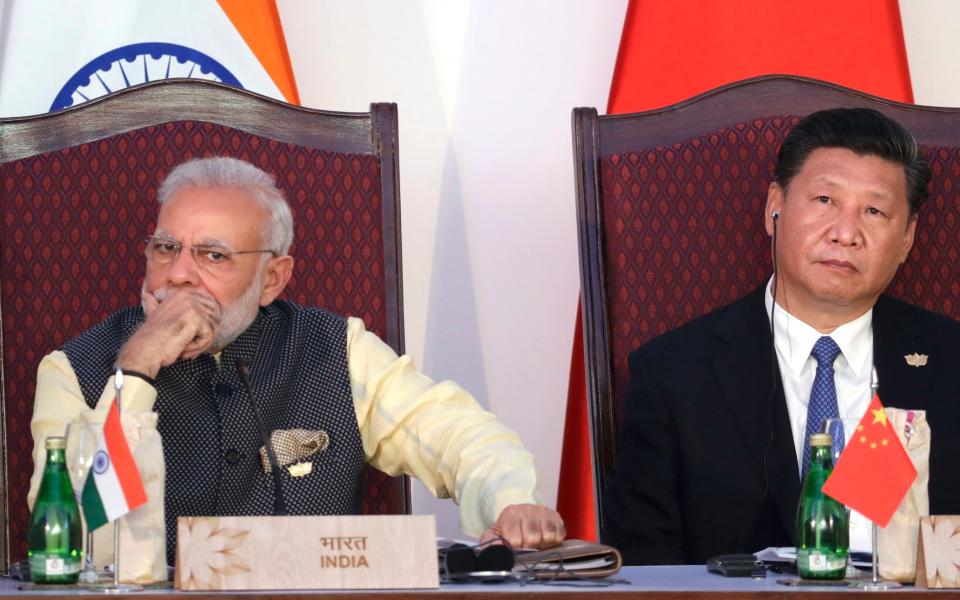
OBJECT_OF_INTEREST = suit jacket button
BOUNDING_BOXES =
[225,449,242,465]
[215,382,233,396]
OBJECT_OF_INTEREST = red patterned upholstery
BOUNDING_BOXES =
[0,82,408,565]
[892,146,960,315]
[601,117,794,405]
[573,75,960,533]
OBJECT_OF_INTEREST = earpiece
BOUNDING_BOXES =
[771,211,780,220]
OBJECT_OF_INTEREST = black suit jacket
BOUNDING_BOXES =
[602,286,960,565]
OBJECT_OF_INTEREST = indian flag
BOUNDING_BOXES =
[81,399,148,531]
[0,0,299,117]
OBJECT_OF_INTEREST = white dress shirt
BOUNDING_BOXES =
[764,277,873,551]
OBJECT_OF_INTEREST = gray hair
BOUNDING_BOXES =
[157,157,294,255]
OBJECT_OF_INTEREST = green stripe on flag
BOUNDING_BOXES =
[81,471,108,531]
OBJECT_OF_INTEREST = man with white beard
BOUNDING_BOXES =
[29,157,564,566]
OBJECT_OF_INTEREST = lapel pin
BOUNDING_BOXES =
[904,353,928,368]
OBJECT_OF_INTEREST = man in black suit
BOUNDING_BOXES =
[603,108,960,565]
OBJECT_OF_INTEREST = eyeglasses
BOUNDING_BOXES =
[144,236,277,274]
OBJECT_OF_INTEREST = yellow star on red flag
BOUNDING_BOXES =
[822,391,916,527]
[871,407,888,427]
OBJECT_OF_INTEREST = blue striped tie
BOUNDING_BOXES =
[801,336,843,481]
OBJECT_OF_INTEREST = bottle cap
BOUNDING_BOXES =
[809,433,832,447]
[45,436,66,450]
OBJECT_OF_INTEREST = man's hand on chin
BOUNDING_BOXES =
[479,504,566,550]
[116,287,222,378]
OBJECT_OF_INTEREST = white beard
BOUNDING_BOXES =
[211,271,263,350]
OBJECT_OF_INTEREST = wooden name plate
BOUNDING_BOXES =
[916,516,960,588]
[175,515,439,590]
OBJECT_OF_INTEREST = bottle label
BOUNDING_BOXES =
[29,554,80,576]
[802,550,845,572]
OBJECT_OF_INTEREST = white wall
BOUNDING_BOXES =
[900,0,960,106]
[278,0,626,537]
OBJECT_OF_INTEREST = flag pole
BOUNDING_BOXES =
[870,368,879,586]
[857,367,898,591]
[827,365,912,590]
[113,369,122,589]
[101,368,142,593]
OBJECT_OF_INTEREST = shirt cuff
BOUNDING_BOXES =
[95,373,158,412]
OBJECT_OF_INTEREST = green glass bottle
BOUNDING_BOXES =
[27,436,82,584]
[795,433,848,580]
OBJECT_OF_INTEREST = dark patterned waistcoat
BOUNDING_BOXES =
[62,300,366,565]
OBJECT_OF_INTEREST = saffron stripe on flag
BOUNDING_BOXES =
[103,401,148,509]
[81,403,137,529]
[217,0,300,104]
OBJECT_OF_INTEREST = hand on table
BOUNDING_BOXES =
[480,504,566,550]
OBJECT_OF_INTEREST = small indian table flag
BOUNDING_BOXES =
[80,370,147,530]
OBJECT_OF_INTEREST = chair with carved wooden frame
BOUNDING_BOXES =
[572,74,960,537]
[0,80,410,568]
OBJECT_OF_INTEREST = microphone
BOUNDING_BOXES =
[236,359,288,516]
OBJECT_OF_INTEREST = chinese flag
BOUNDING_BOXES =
[822,393,916,527]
